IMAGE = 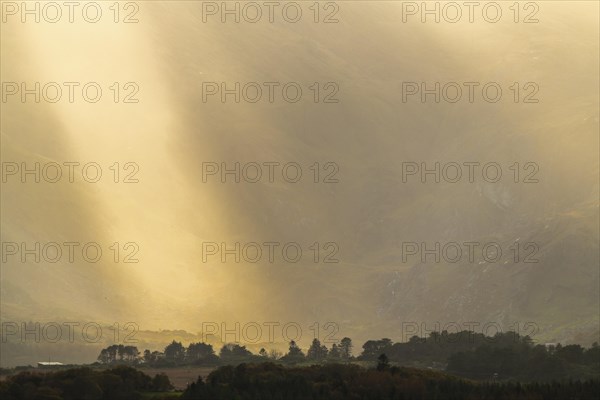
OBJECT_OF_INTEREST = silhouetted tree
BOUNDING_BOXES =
[219,343,254,364]
[377,353,390,371]
[97,345,139,364]
[268,349,282,360]
[281,340,305,363]
[361,338,392,360]
[307,338,328,361]
[152,373,174,391]
[164,340,185,363]
[340,337,353,359]
[328,343,341,360]
[187,342,218,364]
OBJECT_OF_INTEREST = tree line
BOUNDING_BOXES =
[97,336,353,367]
[96,330,599,382]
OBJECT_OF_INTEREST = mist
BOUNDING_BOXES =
[1,1,598,367]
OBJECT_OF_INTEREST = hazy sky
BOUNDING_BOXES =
[1,0,599,366]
